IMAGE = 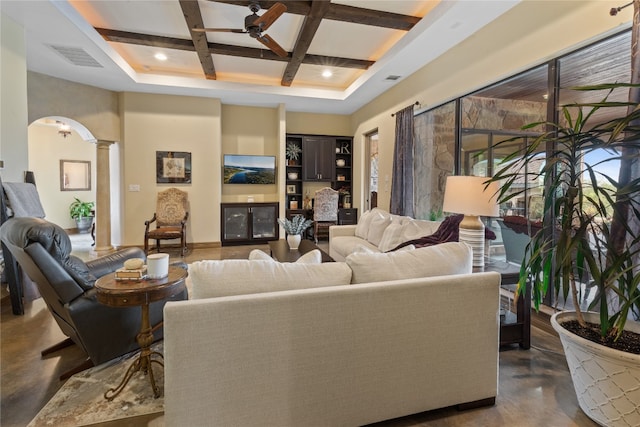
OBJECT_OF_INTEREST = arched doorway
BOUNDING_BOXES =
[27,116,120,250]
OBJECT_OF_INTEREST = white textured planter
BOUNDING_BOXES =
[287,234,301,250]
[551,311,640,427]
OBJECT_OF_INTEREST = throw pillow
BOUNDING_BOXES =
[354,210,372,239]
[377,222,403,252]
[296,249,322,264]
[346,242,472,284]
[366,210,392,247]
[249,248,321,263]
[248,249,274,261]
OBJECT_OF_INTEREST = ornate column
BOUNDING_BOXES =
[94,140,113,252]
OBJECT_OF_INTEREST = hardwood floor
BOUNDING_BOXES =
[1,242,597,427]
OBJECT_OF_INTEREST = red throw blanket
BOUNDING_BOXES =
[389,214,496,252]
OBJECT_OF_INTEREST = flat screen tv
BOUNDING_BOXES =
[223,154,276,184]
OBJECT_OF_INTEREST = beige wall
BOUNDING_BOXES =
[221,104,279,203]
[27,72,120,142]
[286,112,351,136]
[1,13,29,182]
[350,0,633,213]
[28,123,96,228]
[121,92,221,247]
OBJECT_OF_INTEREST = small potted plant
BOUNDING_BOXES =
[286,142,302,165]
[69,197,95,234]
[278,214,312,250]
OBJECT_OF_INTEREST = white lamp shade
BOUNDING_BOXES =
[442,175,500,217]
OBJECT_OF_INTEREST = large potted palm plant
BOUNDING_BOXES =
[488,83,640,427]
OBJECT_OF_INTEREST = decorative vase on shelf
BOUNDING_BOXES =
[288,172,298,180]
[287,234,301,250]
[336,159,346,167]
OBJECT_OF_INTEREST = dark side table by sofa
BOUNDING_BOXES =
[95,266,187,399]
[478,262,531,349]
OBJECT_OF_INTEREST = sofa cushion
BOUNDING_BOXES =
[354,210,372,240]
[366,209,392,247]
[248,249,273,261]
[346,242,472,284]
[377,222,403,252]
[332,235,380,258]
[189,259,352,298]
[248,248,321,264]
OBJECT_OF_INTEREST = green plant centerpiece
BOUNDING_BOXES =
[285,142,302,164]
[278,214,312,251]
[488,83,640,426]
[69,197,95,234]
[278,214,312,236]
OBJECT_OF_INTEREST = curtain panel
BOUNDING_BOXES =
[390,105,415,216]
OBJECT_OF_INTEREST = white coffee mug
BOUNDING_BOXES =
[147,253,169,279]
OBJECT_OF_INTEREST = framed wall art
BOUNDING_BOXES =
[60,160,91,191]
[156,151,192,184]
[286,184,296,194]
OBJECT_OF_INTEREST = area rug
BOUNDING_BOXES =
[27,342,165,427]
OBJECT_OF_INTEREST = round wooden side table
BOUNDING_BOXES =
[95,265,187,400]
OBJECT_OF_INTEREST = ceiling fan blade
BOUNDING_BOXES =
[192,28,246,33]
[257,33,288,58]
[254,2,287,32]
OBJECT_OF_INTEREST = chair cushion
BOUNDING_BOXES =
[189,259,353,299]
[147,227,183,239]
[346,242,472,284]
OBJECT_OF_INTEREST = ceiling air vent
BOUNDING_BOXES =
[47,45,103,68]
[385,75,402,81]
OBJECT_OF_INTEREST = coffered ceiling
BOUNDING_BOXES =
[1,0,520,114]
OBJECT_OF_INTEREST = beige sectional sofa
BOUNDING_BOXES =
[163,243,501,426]
[329,208,442,261]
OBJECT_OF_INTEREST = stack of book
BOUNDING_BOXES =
[115,266,147,281]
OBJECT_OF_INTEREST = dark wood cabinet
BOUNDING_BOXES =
[221,202,279,246]
[302,136,335,181]
[338,208,358,225]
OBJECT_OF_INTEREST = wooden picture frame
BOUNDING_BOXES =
[286,185,296,194]
[156,151,192,184]
[60,160,91,191]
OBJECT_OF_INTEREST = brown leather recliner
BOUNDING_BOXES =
[0,217,188,378]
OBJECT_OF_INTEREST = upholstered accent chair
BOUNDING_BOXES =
[313,187,339,243]
[144,188,189,257]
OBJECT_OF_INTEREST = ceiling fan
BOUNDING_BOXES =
[194,2,288,58]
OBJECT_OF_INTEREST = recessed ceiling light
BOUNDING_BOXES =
[322,70,333,78]
[543,93,549,100]
[154,53,168,61]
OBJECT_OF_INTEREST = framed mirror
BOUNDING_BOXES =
[60,160,91,191]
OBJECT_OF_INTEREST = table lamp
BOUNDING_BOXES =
[442,175,500,270]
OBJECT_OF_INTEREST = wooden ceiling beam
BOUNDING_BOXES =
[210,1,419,30]
[96,28,374,69]
[179,0,217,80]
[281,0,331,87]
[326,3,419,31]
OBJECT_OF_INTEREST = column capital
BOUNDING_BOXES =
[96,140,115,148]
